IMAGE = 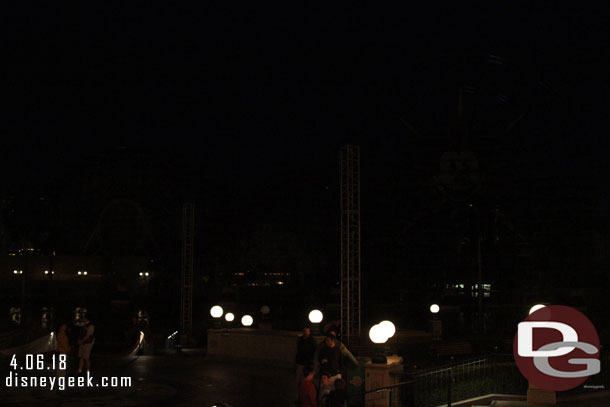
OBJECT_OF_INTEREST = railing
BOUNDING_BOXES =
[364,354,527,407]
[364,350,610,406]
[365,378,414,407]
[411,354,526,407]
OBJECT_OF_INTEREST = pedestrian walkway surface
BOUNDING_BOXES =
[1,353,296,406]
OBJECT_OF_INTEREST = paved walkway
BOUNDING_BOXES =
[1,352,297,406]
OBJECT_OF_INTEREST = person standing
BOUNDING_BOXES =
[298,366,317,407]
[317,334,343,384]
[327,329,359,368]
[295,326,317,388]
[78,316,95,374]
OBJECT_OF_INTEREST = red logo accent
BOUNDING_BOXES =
[513,305,600,391]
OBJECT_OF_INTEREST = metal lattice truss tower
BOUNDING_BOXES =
[180,203,194,345]
[340,145,361,344]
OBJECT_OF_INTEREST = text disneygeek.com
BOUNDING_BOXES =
[5,354,131,391]
[5,371,132,391]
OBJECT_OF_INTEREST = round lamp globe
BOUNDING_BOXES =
[379,320,396,338]
[210,305,224,319]
[529,304,546,315]
[241,315,254,327]
[308,310,323,324]
[369,324,388,344]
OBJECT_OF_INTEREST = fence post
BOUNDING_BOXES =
[447,367,453,407]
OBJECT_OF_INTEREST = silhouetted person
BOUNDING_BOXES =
[317,334,343,383]
[296,326,317,388]
[313,331,358,377]
[327,329,359,368]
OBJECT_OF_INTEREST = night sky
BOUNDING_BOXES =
[2,4,610,313]
[4,4,608,164]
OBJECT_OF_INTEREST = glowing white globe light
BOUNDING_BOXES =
[369,324,388,344]
[241,315,253,327]
[260,305,270,315]
[308,310,323,324]
[210,305,224,318]
[379,320,396,338]
[529,304,546,315]
[430,304,440,314]
[225,312,235,322]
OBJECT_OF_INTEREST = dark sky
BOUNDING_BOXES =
[2,3,609,266]
[3,3,608,175]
